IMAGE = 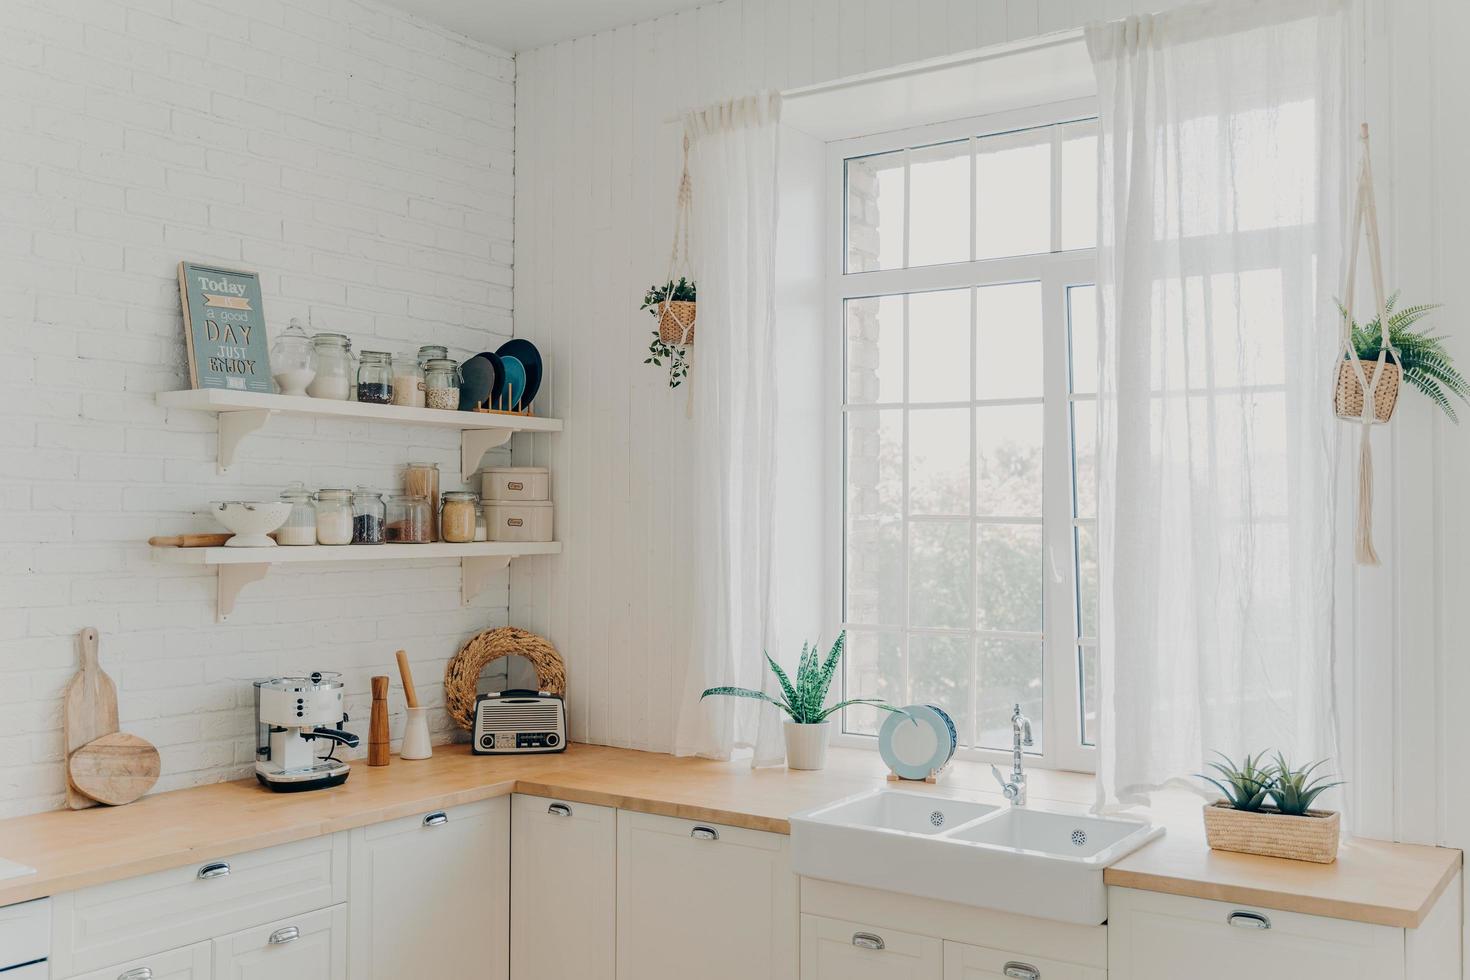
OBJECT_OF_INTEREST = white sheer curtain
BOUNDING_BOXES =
[673,93,786,765]
[1086,1,1348,807]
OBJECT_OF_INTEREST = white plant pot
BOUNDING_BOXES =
[784,721,831,771]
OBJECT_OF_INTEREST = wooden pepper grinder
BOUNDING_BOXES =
[369,675,391,767]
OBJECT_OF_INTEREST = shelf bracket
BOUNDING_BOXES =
[461,555,512,606]
[218,409,272,474]
[217,563,269,623]
[461,428,513,481]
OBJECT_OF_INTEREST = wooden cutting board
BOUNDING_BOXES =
[63,628,119,810]
[67,732,160,806]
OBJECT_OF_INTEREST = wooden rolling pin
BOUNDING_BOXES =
[369,676,390,767]
[395,650,419,708]
[148,533,234,548]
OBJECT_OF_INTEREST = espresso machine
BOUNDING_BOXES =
[254,672,360,791]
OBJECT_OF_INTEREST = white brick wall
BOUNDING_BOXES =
[0,0,519,816]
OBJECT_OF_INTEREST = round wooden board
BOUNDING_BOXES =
[67,732,161,806]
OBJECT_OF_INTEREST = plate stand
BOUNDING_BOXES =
[886,762,950,785]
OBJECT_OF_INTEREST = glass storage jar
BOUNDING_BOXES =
[314,488,354,545]
[402,462,441,541]
[440,490,478,543]
[356,351,394,404]
[391,353,425,408]
[346,340,359,401]
[473,500,488,541]
[385,493,431,543]
[277,482,317,545]
[417,345,449,372]
[270,318,317,397]
[306,334,352,400]
[352,488,385,544]
[424,358,461,410]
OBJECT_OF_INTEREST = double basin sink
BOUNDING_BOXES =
[790,788,1163,925]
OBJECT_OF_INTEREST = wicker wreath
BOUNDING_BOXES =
[444,627,566,730]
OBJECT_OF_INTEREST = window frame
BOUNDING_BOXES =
[824,97,1100,774]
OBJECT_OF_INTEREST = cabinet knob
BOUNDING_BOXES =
[118,969,153,980]
[423,811,449,827]
[547,803,572,817]
[1003,963,1041,980]
[268,925,301,945]
[690,826,719,841]
[1227,910,1272,930]
[851,932,885,951]
[196,861,230,880]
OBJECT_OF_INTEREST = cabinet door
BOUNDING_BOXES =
[212,905,345,980]
[801,914,942,980]
[70,941,212,980]
[348,797,509,980]
[943,939,1104,980]
[617,811,798,980]
[511,795,616,980]
[1107,887,1404,980]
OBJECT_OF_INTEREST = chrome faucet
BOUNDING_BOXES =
[991,703,1033,806]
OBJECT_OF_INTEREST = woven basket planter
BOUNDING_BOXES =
[1202,802,1340,864]
[1334,359,1400,423]
[658,300,696,345]
[444,627,566,731]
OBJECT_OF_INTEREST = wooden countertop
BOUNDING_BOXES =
[0,743,1457,928]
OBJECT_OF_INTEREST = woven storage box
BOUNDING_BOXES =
[1202,802,1340,864]
[1334,359,1400,423]
[658,300,696,345]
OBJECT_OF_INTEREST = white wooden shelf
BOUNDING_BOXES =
[156,389,562,479]
[152,541,562,622]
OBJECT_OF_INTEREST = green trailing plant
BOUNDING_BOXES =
[1268,753,1344,816]
[641,277,696,389]
[1196,751,1276,812]
[1343,291,1470,422]
[700,632,909,725]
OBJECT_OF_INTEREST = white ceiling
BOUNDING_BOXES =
[383,0,711,52]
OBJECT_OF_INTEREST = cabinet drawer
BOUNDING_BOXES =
[0,897,49,967]
[511,794,615,980]
[52,834,347,975]
[4,964,48,980]
[212,904,345,980]
[68,941,212,980]
[943,939,1104,980]
[801,914,943,980]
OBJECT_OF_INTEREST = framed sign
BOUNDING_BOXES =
[177,262,272,391]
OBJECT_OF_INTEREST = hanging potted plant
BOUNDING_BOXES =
[1336,293,1469,423]
[1198,751,1344,864]
[700,632,907,770]
[642,277,696,389]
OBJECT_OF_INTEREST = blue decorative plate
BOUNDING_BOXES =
[499,355,526,411]
[879,704,958,780]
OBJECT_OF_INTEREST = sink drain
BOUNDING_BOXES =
[1071,828,1088,847]
[929,810,945,827]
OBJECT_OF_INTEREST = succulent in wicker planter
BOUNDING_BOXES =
[1197,751,1344,864]
[642,278,696,389]
[1337,293,1469,423]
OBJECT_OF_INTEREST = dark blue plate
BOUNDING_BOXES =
[459,355,499,412]
[494,339,542,409]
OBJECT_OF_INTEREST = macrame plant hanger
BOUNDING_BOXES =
[662,131,696,417]
[1338,123,1399,565]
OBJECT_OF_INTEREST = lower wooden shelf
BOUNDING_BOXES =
[151,541,561,622]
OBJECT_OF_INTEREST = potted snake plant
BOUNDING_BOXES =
[700,632,906,770]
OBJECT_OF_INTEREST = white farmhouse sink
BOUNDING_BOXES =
[790,788,1162,924]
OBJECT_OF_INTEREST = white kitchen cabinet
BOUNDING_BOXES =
[213,905,345,980]
[348,797,509,980]
[801,913,942,980]
[1107,887,1404,980]
[510,794,616,980]
[72,941,212,980]
[943,939,1105,980]
[617,811,798,980]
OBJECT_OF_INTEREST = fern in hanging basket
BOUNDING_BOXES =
[641,278,696,389]
[1339,292,1470,422]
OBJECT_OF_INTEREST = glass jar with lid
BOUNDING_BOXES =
[356,351,394,405]
[424,358,462,411]
[277,482,317,545]
[352,488,385,544]
[417,345,449,372]
[473,499,488,541]
[440,490,478,542]
[315,488,354,545]
[306,334,352,400]
[402,462,441,540]
[391,352,425,408]
[346,340,359,401]
[385,493,431,543]
[270,318,317,397]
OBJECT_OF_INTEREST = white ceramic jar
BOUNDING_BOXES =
[484,499,553,543]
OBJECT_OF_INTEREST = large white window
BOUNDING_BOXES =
[832,101,1099,772]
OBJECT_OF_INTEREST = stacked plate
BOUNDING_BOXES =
[458,339,544,412]
[878,704,959,780]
